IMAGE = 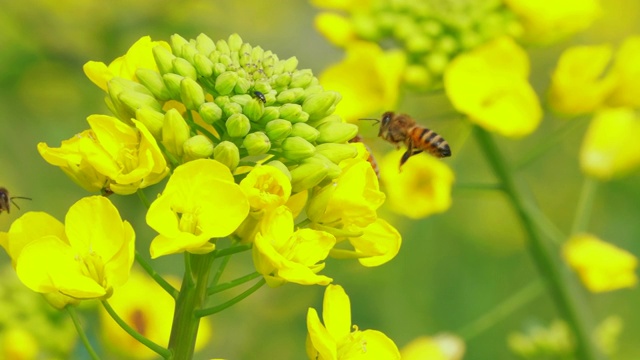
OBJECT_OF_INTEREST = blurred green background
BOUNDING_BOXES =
[1,0,639,359]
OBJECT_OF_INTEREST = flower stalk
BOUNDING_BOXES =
[474,127,603,360]
[66,306,100,360]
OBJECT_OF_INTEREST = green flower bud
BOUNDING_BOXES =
[180,43,199,64]
[213,141,240,171]
[234,77,252,94]
[302,91,339,121]
[219,54,233,67]
[222,102,243,118]
[136,68,172,101]
[214,95,230,108]
[265,119,292,141]
[230,94,252,107]
[290,70,314,88]
[425,51,449,75]
[315,143,358,164]
[135,107,165,139]
[119,91,163,114]
[290,162,328,192]
[279,103,309,123]
[282,136,316,161]
[173,57,197,80]
[276,88,305,104]
[353,12,380,40]
[251,46,265,63]
[163,73,184,99]
[239,43,253,67]
[216,39,230,54]
[183,135,214,160]
[226,113,251,137]
[308,114,341,128]
[403,65,434,91]
[303,154,341,179]
[195,33,216,56]
[194,53,214,77]
[109,77,154,97]
[228,33,244,52]
[316,122,359,144]
[162,108,190,159]
[243,98,264,122]
[273,73,291,88]
[170,34,190,57]
[212,62,226,77]
[265,160,292,181]
[199,102,223,124]
[304,85,323,97]
[283,56,299,73]
[422,19,443,36]
[436,35,458,54]
[259,107,280,125]
[243,131,271,156]
[153,45,176,75]
[180,77,205,110]
[254,81,272,94]
[215,71,238,95]
[405,34,434,54]
[291,123,320,142]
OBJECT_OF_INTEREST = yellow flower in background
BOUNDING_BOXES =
[38,114,169,195]
[401,334,466,360]
[1,196,135,303]
[548,44,616,115]
[146,159,250,258]
[100,270,211,359]
[306,285,400,359]
[580,107,640,180]
[0,328,38,360]
[310,0,372,11]
[444,36,542,138]
[380,149,454,219]
[83,36,171,91]
[253,206,335,287]
[504,0,600,44]
[315,12,357,47]
[563,234,637,293]
[240,165,292,212]
[319,42,406,122]
[607,36,640,108]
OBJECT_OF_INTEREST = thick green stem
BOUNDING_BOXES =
[167,253,216,360]
[474,128,603,360]
[571,177,598,235]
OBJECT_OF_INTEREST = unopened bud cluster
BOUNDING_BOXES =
[108,33,359,192]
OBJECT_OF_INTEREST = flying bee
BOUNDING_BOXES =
[0,187,31,214]
[253,90,266,103]
[349,134,380,179]
[363,111,451,169]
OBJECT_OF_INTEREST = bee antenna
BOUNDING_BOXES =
[10,196,31,210]
[358,117,380,126]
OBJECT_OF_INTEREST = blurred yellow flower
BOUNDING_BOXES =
[380,149,454,219]
[315,12,357,47]
[444,36,542,138]
[310,0,372,11]
[83,36,171,91]
[504,0,601,44]
[240,165,292,211]
[548,44,616,115]
[1,196,135,303]
[563,234,637,293]
[100,270,211,359]
[607,36,640,108]
[253,206,335,287]
[580,107,640,180]
[319,42,406,122]
[401,334,465,360]
[38,115,169,195]
[306,285,400,359]
[146,159,250,258]
[0,327,38,360]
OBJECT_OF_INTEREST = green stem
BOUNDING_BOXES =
[135,251,179,299]
[213,243,252,257]
[457,280,544,341]
[513,118,585,170]
[454,182,504,192]
[136,189,151,208]
[474,127,603,360]
[196,278,266,317]
[208,271,262,295]
[210,254,231,288]
[101,300,171,359]
[571,177,598,235]
[66,306,100,360]
[167,253,216,360]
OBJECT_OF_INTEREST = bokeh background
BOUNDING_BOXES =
[0,0,639,359]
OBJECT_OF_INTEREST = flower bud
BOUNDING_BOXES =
[290,69,314,88]
[119,91,163,114]
[282,136,316,161]
[183,135,214,160]
[136,68,172,101]
[230,94,252,107]
[213,141,240,171]
[234,77,252,94]
[259,106,280,125]
[135,107,165,139]
[403,65,434,91]
[265,119,293,141]
[215,71,239,95]
[279,103,309,123]
[194,53,214,77]
[308,114,342,128]
[273,73,291,88]
[180,77,205,110]
[153,45,176,75]
[228,33,244,51]
[162,108,190,159]
[277,88,305,104]
[216,39,230,54]
[212,62,226,77]
[180,43,198,64]
[163,73,184,99]
[243,98,264,122]
[316,122,359,143]
[303,154,341,179]
[199,102,223,124]
[222,102,243,118]
[196,33,216,55]
[306,183,335,223]
[243,132,271,156]
[109,77,154,97]
[315,143,358,164]
[265,160,292,181]
[173,57,198,80]
[283,56,299,72]
[226,113,251,137]
[170,34,190,57]
[302,91,340,121]
[290,162,329,192]
[291,123,320,142]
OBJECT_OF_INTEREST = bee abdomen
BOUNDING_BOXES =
[411,127,451,158]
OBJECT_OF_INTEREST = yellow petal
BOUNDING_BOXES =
[323,285,352,341]
[2,212,65,267]
[307,308,338,360]
[359,330,401,359]
[352,219,402,267]
[607,36,640,107]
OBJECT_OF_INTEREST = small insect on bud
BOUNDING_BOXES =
[253,91,266,103]
[0,187,31,214]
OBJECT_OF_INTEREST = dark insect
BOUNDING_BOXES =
[253,91,266,103]
[0,187,31,214]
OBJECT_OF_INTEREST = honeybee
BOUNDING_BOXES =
[349,134,380,178]
[367,111,451,169]
[0,187,31,214]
